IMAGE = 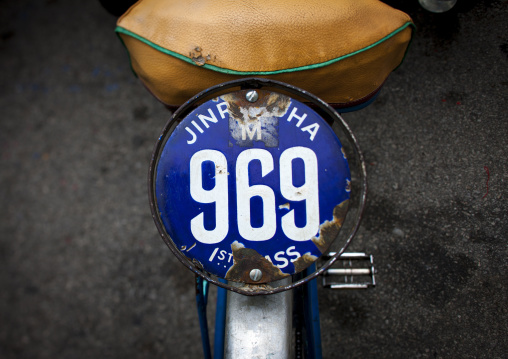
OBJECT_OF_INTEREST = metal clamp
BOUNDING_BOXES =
[321,252,376,289]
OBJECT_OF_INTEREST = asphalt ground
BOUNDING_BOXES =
[0,1,506,358]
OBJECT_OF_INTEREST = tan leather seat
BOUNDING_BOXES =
[116,0,413,109]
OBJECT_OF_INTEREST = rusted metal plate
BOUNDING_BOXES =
[153,89,350,283]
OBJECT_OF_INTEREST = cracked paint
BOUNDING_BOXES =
[225,240,290,284]
[293,253,319,273]
[278,203,290,210]
[312,199,350,253]
[222,91,290,147]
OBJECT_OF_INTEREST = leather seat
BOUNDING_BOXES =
[116,0,413,109]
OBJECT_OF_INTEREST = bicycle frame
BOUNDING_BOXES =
[149,79,369,359]
[196,264,322,359]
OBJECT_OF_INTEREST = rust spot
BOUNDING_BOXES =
[222,91,290,125]
[215,163,228,175]
[192,258,204,270]
[222,90,290,147]
[235,283,276,292]
[225,241,289,284]
[293,253,318,273]
[312,199,350,253]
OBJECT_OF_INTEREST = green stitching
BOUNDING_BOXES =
[115,21,414,75]
[115,30,138,78]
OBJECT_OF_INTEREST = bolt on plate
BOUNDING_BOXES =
[249,269,263,282]
[245,90,259,103]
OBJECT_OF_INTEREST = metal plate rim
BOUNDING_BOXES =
[148,78,367,296]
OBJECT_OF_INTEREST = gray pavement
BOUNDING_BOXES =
[0,0,506,358]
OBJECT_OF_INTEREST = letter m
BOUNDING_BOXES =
[241,122,262,141]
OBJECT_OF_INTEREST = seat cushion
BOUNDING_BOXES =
[116,0,413,108]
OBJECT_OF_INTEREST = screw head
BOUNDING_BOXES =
[245,90,259,103]
[249,269,263,282]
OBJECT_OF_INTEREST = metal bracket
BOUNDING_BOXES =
[321,252,376,289]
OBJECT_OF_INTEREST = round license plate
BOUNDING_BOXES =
[152,89,351,284]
